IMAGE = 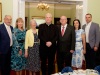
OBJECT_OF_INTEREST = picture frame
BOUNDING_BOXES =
[32,16,45,19]
[0,3,2,22]
[32,16,45,27]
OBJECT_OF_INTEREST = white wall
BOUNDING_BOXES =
[12,0,25,28]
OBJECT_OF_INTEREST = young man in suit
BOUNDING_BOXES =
[0,15,13,75]
[57,16,75,72]
[38,13,58,75]
[82,13,100,69]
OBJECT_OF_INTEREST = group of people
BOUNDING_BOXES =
[0,13,99,75]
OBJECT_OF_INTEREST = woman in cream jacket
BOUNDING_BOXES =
[25,19,40,75]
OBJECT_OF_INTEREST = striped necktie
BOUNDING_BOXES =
[61,26,65,36]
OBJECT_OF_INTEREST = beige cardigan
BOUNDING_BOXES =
[25,29,38,50]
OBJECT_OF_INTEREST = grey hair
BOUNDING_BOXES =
[60,16,67,20]
[45,13,52,18]
[4,15,11,18]
[30,19,37,25]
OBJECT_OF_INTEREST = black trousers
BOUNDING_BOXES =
[40,47,56,75]
[57,51,72,72]
[0,47,12,75]
[85,43,96,69]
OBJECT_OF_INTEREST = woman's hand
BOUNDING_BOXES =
[83,50,86,54]
[25,50,28,58]
[19,50,22,56]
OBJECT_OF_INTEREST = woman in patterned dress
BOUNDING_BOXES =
[25,19,40,75]
[72,19,86,70]
[11,18,26,75]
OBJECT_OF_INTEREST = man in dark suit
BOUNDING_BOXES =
[82,13,99,69]
[0,15,13,75]
[57,16,75,72]
[38,13,58,75]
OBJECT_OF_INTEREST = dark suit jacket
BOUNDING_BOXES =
[38,23,58,49]
[82,22,100,48]
[0,23,13,54]
[57,24,75,53]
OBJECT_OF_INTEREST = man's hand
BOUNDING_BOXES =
[70,50,74,53]
[94,47,98,51]
[46,41,52,47]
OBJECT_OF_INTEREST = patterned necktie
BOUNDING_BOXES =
[61,26,65,36]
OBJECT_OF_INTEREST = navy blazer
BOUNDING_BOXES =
[0,23,13,54]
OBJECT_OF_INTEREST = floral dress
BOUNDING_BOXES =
[25,33,40,72]
[11,28,26,71]
[72,29,85,68]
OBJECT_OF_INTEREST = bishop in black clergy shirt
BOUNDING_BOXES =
[57,16,75,72]
[38,13,58,75]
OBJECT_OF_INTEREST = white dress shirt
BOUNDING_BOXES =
[85,22,92,43]
[4,23,13,46]
[61,24,67,33]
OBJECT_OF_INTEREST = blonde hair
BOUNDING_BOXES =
[15,18,24,29]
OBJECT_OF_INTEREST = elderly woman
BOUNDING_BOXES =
[25,19,40,75]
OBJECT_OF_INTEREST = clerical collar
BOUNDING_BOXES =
[46,23,51,26]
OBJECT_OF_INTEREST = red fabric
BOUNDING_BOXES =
[10,70,15,75]
[10,70,40,75]
[10,70,26,75]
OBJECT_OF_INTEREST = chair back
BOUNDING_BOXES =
[94,65,100,74]
[61,66,73,74]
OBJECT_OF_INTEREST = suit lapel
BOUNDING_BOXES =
[83,22,93,32]
[62,25,70,37]
[10,26,13,32]
[63,25,69,37]
[2,24,10,38]
[63,26,67,37]
[59,25,62,37]
[83,24,86,31]
[89,22,93,33]
[89,22,93,39]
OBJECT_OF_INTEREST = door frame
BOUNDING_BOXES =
[12,0,87,27]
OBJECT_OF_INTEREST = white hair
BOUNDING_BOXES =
[45,13,52,18]
[60,16,67,20]
[30,19,37,25]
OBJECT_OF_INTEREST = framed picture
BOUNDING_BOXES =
[0,3,2,22]
[32,16,45,27]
